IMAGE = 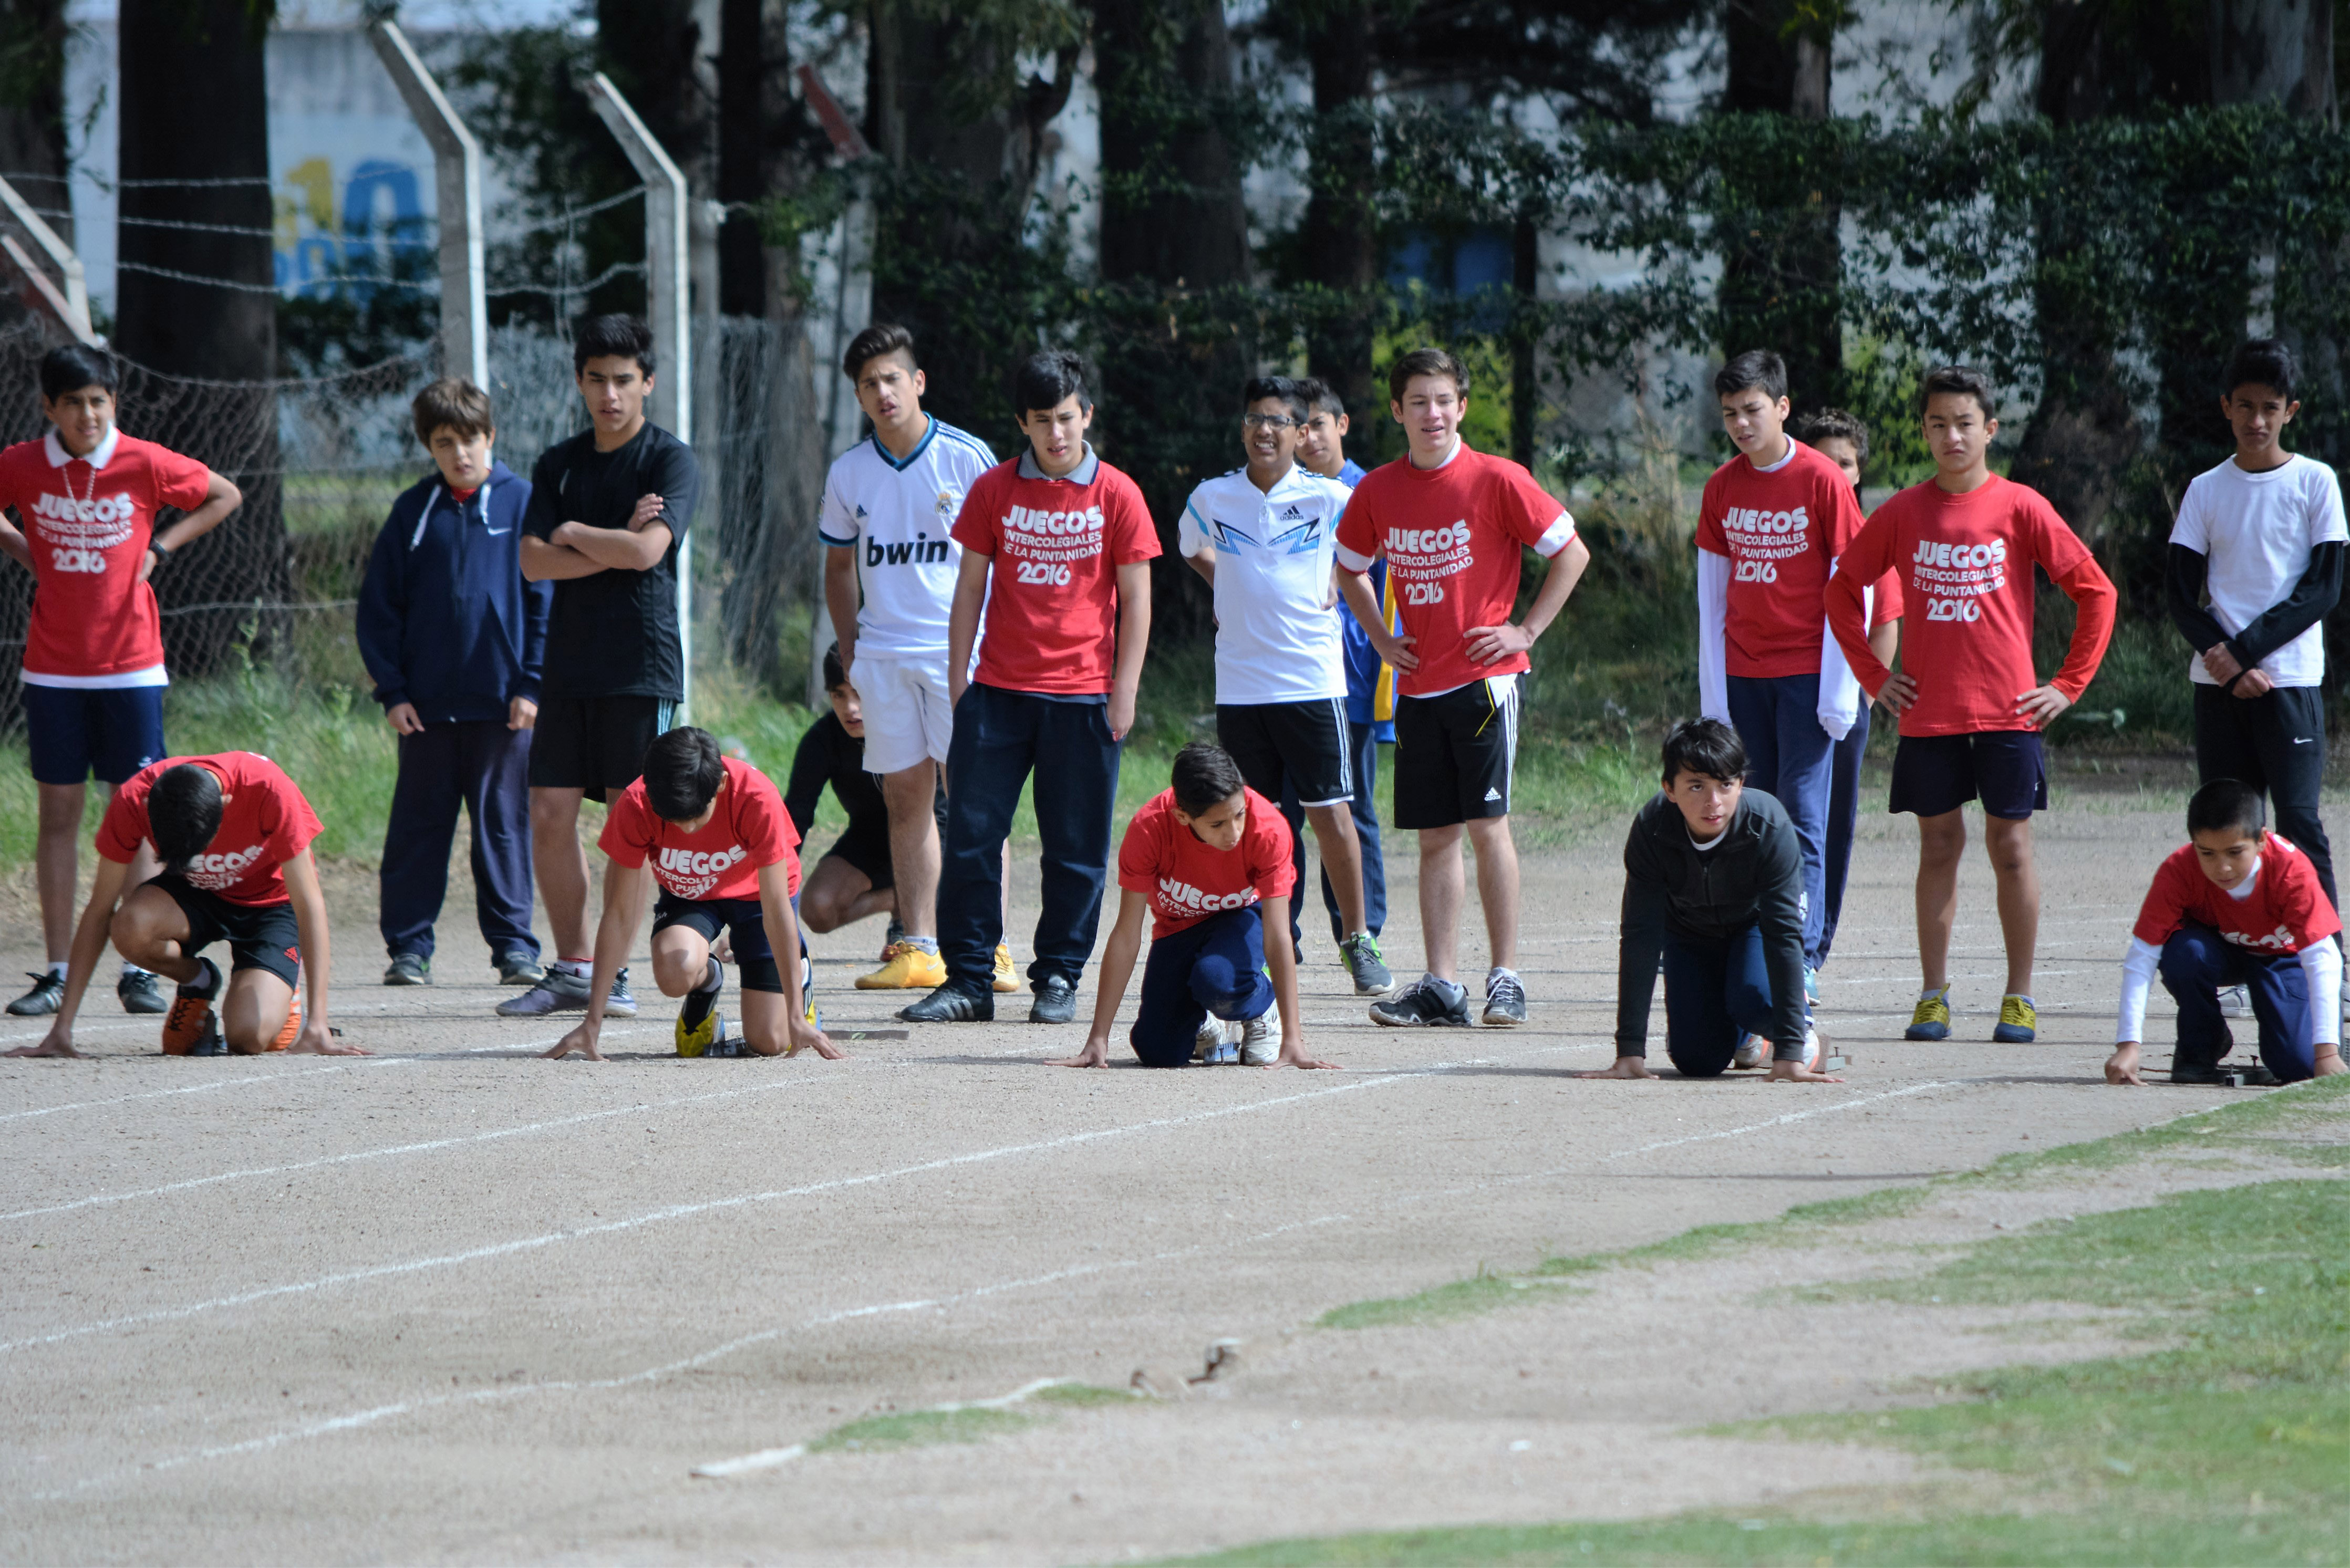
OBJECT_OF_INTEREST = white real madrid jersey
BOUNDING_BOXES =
[817,417,998,658]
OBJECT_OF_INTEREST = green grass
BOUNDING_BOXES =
[805,1405,1036,1454]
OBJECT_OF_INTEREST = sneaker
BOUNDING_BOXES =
[161,959,223,1054]
[856,942,946,991]
[605,967,639,1019]
[1238,1012,1278,1065]
[1030,975,1077,1025]
[495,950,544,986]
[117,969,168,1014]
[801,953,822,1032]
[1482,970,1527,1027]
[1804,965,1820,1004]
[1802,1026,1825,1068]
[1731,1033,1769,1069]
[1341,933,1393,996]
[383,952,431,987]
[1195,1018,1227,1061]
[1992,993,2037,1043]
[496,965,591,1017]
[268,987,303,1052]
[1202,1037,1240,1066]
[677,957,723,1052]
[992,944,1020,993]
[677,1007,724,1057]
[1369,976,1473,1028]
[706,1017,753,1057]
[2219,984,2252,1019]
[1904,987,1951,1042]
[182,1013,227,1056]
[882,917,906,963]
[899,984,993,1023]
[6,971,64,1016]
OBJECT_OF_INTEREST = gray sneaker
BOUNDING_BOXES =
[1340,933,1393,996]
[1369,977,1473,1027]
[495,950,545,986]
[7,971,63,1016]
[1482,971,1527,1027]
[384,952,432,986]
[495,965,591,1017]
[1238,1012,1278,1065]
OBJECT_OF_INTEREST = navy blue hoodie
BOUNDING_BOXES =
[356,461,551,723]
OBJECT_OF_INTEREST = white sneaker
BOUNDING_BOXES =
[1731,1033,1769,1069]
[1238,1013,1278,1066]
[1194,1018,1228,1061]
[2220,984,2253,1019]
[1802,1027,1824,1068]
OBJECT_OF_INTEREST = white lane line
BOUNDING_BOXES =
[1599,1080,1979,1161]
[691,1377,1085,1479]
[0,1061,395,1125]
[0,1020,153,1046]
[0,1069,1456,1354]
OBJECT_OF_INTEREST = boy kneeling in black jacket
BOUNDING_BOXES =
[1591,719,1841,1082]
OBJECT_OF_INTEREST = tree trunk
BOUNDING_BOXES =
[1301,1,1378,421]
[0,0,71,244]
[1720,0,1840,413]
[115,0,285,678]
[717,0,790,317]
[728,254,825,692]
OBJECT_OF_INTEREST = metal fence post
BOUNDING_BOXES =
[367,20,486,388]
[0,175,98,346]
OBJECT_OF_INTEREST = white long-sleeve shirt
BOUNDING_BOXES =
[2115,858,2343,1045]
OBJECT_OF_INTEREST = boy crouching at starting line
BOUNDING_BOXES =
[8,752,360,1058]
[1053,742,1334,1070]
[546,728,838,1062]
[2108,778,2345,1087]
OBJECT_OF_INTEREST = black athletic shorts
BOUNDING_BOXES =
[652,894,806,993]
[1393,677,1520,829]
[528,695,675,802]
[1216,698,1354,809]
[148,875,302,986]
[823,820,895,889]
[1888,730,2047,820]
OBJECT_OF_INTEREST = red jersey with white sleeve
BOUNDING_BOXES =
[950,448,1162,695]
[98,752,322,907]
[1827,474,2116,736]
[1694,441,1865,677]
[2132,836,2341,955]
[1117,786,1296,940]
[0,429,213,685]
[1333,442,1577,698]
[600,756,802,902]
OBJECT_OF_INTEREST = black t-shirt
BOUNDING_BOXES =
[523,422,699,699]
[783,711,888,844]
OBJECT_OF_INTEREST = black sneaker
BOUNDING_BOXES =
[384,952,432,986]
[495,950,544,986]
[1482,970,1527,1027]
[495,966,589,1017]
[1369,976,1473,1027]
[6,971,64,1016]
[117,969,169,1014]
[899,984,993,1023]
[1030,975,1078,1024]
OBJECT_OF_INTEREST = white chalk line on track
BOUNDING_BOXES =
[0,1059,403,1124]
[690,1377,1096,1479]
[19,1075,2010,1500]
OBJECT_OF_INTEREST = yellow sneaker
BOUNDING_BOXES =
[675,1005,720,1056]
[1904,986,1951,1041]
[992,943,1019,993]
[856,942,946,990]
[1993,993,2038,1043]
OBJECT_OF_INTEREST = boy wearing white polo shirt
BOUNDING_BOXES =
[1180,375,1391,996]
[820,324,1007,993]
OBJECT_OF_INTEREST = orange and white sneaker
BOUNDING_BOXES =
[856,942,946,990]
[160,959,223,1055]
[992,944,1019,994]
[268,983,303,1052]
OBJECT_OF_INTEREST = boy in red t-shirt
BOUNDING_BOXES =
[1694,352,1867,997]
[2108,780,2344,1086]
[6,753,359,1058]
[1053,743,1333,1071]
[900,350,1160,1027]
[546,727,838,1061]
[1827,366,2117,1045]
[0,345,241,1022]
[1334,348,1590,1030]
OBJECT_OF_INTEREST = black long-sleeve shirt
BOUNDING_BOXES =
[2167,541,2344,683]
[782,711,888,844]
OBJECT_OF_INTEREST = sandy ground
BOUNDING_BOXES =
[0,788,2317,1564]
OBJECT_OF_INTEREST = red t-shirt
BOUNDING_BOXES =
[2132,836,2342,955]
[1116,786,1296,939]
[0,430,212,682]
[599,756,801,902]
[98,752,322,907]
[1694,442,1864,678]
[1333,444,1576,698]
[951,455,1162,695]
[1830,474,2110,736]
[1870,568,1903,626]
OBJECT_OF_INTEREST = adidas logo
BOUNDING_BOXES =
[1279,505,1305,520]
[1483,787,1502,802]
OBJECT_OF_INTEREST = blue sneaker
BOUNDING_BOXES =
[1992,994,2037,1043]
[1804,965,1820,1004]
[1905,987,1952,1042]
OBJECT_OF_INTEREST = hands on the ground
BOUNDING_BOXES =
[508,695,538,731]
[1768,1057,1842,1083]
[1464,622,1535,666]
[1578,1055,1657,1080]
[386,702,425,735]
[5,1025,80,1058]
[1272,1039,1340,1070]
[289,1017,368,1056]
[628,493,666,532]
[1049,1038,1112,1068]
[2104,1042,2145,1086]
[2314,1046,2345,1077]
[786,1019,843,1060]
[1876,672,1919,715]
[2233,668,2275,699]
[543,1023,603,1061]
[2014,683,2072,728]
[2202,643,2243,684]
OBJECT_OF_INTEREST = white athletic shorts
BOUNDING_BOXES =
[851,652,954,774]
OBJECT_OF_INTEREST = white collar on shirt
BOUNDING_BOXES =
[45,426,120,472]
[1412,437,1466,472]
[2225,858,2263,901]
[1748,437,1797,475]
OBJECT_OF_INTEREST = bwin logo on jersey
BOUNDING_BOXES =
[867,532,953,567]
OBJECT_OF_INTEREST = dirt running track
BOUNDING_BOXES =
[0,794,2277,1563]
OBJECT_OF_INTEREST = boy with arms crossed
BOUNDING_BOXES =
[0,344,242,1019]
[819,324,1014,993]
[1827,366,2117,1044]
[2165,339,2346,1015]
[506,315,701,1021]
[8,754,360,1058]
[1178,374,1390,995]
[1293,375,1393,951]
[2107,779,2344,1087]
[1334,348,1590,1028]
[357,377,550,987]
[1590,720,1836,1082]
[1695,352,1867,998]
[901,351,1159,1025]
[1052,742,1333,1070]
[546,727,837,1062]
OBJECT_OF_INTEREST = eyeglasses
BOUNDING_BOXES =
[1242,413,1297,430]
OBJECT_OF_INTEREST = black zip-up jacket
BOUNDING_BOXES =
[1615,788,1808,1061]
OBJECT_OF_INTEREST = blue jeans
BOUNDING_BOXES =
[2158,922,2317,1083]
[937,684,1121,997]
[1660,923,1776,1078]
[1819,703,1869,965]
[1726,672,1833,968]
[380,720,537,961]
[1131,906,1272,1068]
